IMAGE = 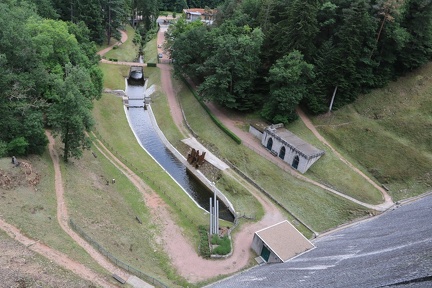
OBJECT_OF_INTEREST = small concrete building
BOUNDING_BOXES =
[260,124,325,173]
[251,221,314,263]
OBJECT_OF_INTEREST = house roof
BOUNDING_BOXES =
[255,220,314,262]
[265,125,325,159]
[183,8,216,15]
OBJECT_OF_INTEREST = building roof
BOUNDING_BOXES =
[265,125,325,159]
[255,220,314,262]
[183,8,216,15]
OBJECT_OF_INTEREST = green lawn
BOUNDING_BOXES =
[104,26,138,62]
[99,63,129,90]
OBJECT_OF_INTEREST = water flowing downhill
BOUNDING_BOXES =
[126,84,234,222]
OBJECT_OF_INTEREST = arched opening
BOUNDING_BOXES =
[292,155,299,169]
[279,146,286,160]
[266,137,273,150]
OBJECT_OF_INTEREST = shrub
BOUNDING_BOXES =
[7,137,28,156]
[198,225,211,258]
[0,141,7,157]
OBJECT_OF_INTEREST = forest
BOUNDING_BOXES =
[1,0,432,160]
[0,0,159,160]
[168,0,432,123]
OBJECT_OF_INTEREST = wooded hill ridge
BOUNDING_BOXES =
[1,0,432,161]
[167,0,432,124]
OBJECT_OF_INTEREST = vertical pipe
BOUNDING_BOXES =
[209,197,213,234]
[216,200,219,235]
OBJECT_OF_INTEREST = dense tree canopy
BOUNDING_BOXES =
[262,51,314,123]
[169,0,432,123]
[0,0,102,160]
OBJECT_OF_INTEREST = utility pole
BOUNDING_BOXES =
[328,85,338,113]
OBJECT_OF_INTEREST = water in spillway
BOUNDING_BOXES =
[126,84,234,222]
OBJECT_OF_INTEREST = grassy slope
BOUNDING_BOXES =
[99,63,129,90]
[104,25,138,62]
[172,76,372,233]
[88,91,207,287]
[61,138,185,286]
[288,119,383,204]
[144,37,158,63]
[0,229,95,287]
[313,63,432,201]
[0,156,109,277]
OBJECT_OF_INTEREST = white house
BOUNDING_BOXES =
[183,8,217,25]
[256,123,325,173]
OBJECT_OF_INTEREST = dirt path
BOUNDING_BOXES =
[153,25,291,282]
[97,30,128,56]
[296,107,394,209]
[92,132,286,283]
[204,101,394,211]
[46,131,131,282]
[93,25,288,282]
[159,64,188,136]
[0,218,114,288]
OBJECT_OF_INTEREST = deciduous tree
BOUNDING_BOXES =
[198,22,264,110]
[262,51,314,124]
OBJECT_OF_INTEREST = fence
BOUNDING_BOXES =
[91,130,205,227]
[69,219,169,288]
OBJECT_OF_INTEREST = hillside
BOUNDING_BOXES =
[312,62,432,201]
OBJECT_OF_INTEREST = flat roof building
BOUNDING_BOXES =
[251,220,315,263]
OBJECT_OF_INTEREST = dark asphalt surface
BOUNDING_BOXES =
[209,195,432,288]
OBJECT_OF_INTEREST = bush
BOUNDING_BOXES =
[0,141,7,157]
[7,137,28,156]
[212,236,231,255]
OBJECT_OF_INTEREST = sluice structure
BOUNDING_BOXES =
[127,66,144,85]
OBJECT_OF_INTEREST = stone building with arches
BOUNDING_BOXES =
[257,123,325,173]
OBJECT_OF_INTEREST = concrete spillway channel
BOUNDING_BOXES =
[124,77,235,222]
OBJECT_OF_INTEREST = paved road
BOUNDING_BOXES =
[209,195,432,288]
